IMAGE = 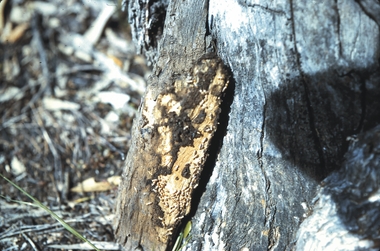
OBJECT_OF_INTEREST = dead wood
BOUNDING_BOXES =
[116,0,380,250]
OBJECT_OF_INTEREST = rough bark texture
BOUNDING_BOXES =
[295,125,380,250]
[115,0,380,250]
[114,0,219,250]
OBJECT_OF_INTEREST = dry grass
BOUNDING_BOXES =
[0,0,149,249]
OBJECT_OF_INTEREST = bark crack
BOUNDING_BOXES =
[355,0,380,27]
[257,92,275,245]
[246,3,287,16]
[172,55,235,250]
[268,207,279,251]
[289,0,326,177]
[354,72,367,133]
[334,0,343,58]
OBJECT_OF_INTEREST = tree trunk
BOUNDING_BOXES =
[114,0,380,250]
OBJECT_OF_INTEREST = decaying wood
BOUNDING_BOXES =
[115,0,380,250]
[113,1,225,250]
[143,56,229,243]
[113,55,229,251]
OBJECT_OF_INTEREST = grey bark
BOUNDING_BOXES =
[115,0,380,250]
[295,125,380,250]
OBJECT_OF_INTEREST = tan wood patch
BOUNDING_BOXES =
[141,54,230,242]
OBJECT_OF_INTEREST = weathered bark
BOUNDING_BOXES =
[295,125,380,250]
[114,0,380,250]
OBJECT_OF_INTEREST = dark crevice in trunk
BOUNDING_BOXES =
[170,63,236,250]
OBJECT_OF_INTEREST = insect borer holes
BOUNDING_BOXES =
[181,164,191,178]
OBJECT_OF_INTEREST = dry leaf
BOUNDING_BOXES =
[4,23,29,43]
[0,0,8,31]
[71,176,120,193]
[42,97,80,111]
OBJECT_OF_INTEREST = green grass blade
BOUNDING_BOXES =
[0,173,100,251]
[172,220,192,251]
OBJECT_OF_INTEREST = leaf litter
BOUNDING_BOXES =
[0,0,149,249]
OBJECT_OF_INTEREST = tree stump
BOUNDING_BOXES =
[114,0,380,250]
